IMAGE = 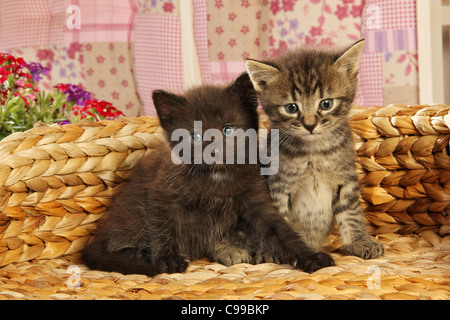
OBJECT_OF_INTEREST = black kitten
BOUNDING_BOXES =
[81,73,334,276]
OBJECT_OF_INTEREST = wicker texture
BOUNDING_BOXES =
[0,117,163,266]
[0,104,449,267]
[0,231,448,300]
[350,104,450,235]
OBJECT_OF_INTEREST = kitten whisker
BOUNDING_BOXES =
[245,39,384,260]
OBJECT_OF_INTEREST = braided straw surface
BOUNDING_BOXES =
[0,117,163,267]
[0,104,448,268]
[0,231,448,300]
[349,104,450,236]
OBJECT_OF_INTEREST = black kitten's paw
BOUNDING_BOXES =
[155,254,189,274]
[253,250,279,264]
[296,251,335,273]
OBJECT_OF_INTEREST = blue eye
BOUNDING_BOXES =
[222,125,235,136]
[190,132,202,142]
[284,103,298,114]
[319,99,334,110]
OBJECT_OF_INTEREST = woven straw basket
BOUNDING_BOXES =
[0,104,449,268]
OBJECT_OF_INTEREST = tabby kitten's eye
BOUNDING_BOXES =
[222,125,235,136]
[190,132,202,142]
[319,99,334,110]
[284,103,298,114]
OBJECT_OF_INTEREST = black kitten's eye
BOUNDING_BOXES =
[319,99,334,110]
[190,132,202,142]
[284,103,298,114]
[222,125,235,137]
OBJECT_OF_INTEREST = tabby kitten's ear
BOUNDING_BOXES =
[334,39,365,77]
[227,72,258,111]
[245,59,280,93]
[152,90,186,129]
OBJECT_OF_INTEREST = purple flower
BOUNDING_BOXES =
[25,62,50,82]
[57,83,91,105]
[54,119,71,125]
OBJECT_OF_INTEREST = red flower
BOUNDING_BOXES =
[15,57,26,67]
[84,99,124,118]
[0,67,11,82]
[14,92,30,108]
[54,83,68,92]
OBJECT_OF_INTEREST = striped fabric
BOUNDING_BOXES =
[364,29,418,53]
[356,0,418,106]
[0,0,420,113]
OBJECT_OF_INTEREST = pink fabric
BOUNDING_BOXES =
[357,0,418,106]
[0,0,62,48]
[0,0,421,114]
[193,0,212,83]
[357,52,384,107]
[375,0,416,30]
[134,14,183,116]
[63,0,137,44]
[0,0,138,47]
[210,61,246,84]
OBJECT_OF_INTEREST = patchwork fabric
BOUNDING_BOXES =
[0,0,420,115]
[357,52,384,107]
[134,14,183,116]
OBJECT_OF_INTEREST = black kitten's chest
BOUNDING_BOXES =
[176,194,239,258]
[183,194,234,214]
[186,190,239,223]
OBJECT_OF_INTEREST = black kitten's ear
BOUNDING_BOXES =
[245,59,280,93]
[152,90,186,128]
[334,39,365,77]
[227,72,258,111]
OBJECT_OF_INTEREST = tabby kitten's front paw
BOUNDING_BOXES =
[155,254,189,274]
[214,247,252,266]
[343,238,385,259]
[297,251,335,273]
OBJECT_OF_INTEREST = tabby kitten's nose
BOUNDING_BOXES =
[300,115,318,133]
[303,123,317,133]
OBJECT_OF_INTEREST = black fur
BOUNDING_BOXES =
[81,73,334,276]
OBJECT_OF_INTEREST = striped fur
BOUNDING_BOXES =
[82,73,335,276]
[246,40,384,259]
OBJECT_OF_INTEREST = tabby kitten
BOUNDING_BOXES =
[81,73,334,276]
[245,40,384,259]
